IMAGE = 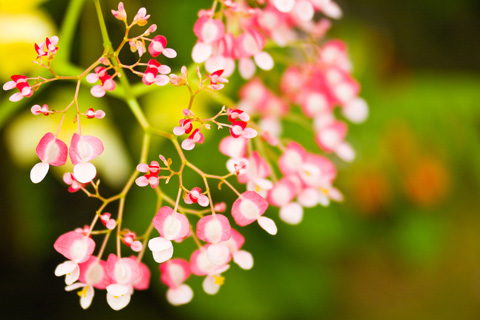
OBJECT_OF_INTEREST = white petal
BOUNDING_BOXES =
[273,0,295,12]
[30,162,49,183]
[181,139,195,151]
[342,97,369,123]
[233,250,254,270]
[335,142,355,162]
[106,292,131,311]
[166,285,194,306]
[3,80,16,90]
[242,128,258,139]
[192,42,212,63]
[9,92,24,102]
[55,260,77,276]
[257,216,277,235]
[207,244,230,266]
[239,58,256,80]
[74,162,97,183]
[90,85,106,98]
[155,75,170,86]
[80,286,94,309]
[254,52,274,71]
[148,237,174,263]
[294,1,314,21]
[202,275,220,295]
[86,73,99,83]
[279,202,304,225]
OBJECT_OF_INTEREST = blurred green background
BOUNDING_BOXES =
[1,0,480,319]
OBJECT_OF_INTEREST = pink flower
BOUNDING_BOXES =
[230,121,257,139]
[63,172,86,192]
[231,191,277,235]
[133,7,150,26]
[121,230,143,252]
[65,256,111,309]
[170,66,188,86]
[105,254,141,310]
[181,129,204,150]
[100,212,117,230]
[148,35,177,58]
[34,36,59,59]
[69,133,104,184]
[142,59,170,86]
[31,104,50,116]
[206,70,228,90]
[111,2,127,20]
[3,75,34,102]
[160,259,193,305]
[227,108,250,122]
[30,132,68,183]
[148,207,190,263]
[196,214,232,265]
[190,246,230,295]
[86,67,116,98]
[135,161,161,188]
[54,231,96,285]
[86,108,105,119]
[173,118,193,136]
[184,187,209,207]
[221,229,253,270]
[193,16,225,44]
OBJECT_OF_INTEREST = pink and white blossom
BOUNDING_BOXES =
[111,2,127,20]
[196,214,232,265]
[148,35,177,58]
[3,75,34,102]
[105,254,141,310]
[232,191,277,235]
[30,132,68,183]
[160,258,193,305]
[135,160,161,188]
[184,187,209,207]
[86,67,116,98]
[181,129,204,150]
[69,133,104,184]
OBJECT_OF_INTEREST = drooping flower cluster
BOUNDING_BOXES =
[2,0,367,312]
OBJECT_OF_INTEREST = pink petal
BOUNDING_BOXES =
[181,138,195,150]
[54,231,95,263]
[74,162,97,184]
[231,191,268,226]
[152,207,190,241]
[163,48,177,58]
[268,178,297,207]
[198,195,209,207]
[133,259,151,290]
[273,0,295,12]
[135,176,149,187]
[3,80,16,90]
[193,16,225,44]
[90,85,105,97]
[196,214,231,244]
[242,128,257,139]
[9,92,24,102]
[86,73,99,83]
[219,136,248,158]
[78,257,110,289]
[342,97,369,123]
[160,258,191,288]
[238,58,256,80]
[30,162,49,183]
[35,132,68,166]
[294,0,314,21]
[335,142,355,162]
[69,133,104,164]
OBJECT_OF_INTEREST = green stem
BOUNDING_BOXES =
[57,0,87,62]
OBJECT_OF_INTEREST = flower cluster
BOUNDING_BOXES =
[2,0,367,311]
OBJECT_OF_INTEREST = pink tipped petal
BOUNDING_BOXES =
[219,136,247,158]
[69,133,104,164]
[232,191,268,226]
[207,243,231,266]
[153,207,190,240]
[295,0,315,21]
[30,162,49,183]
[198,195,209,207]
[90,85,106,97]
[192,42,212,63]
[254,52,274,71]
[36,132,68,166]
[73,162,97,184]
[279,202,304,225]
[232,250,254,270]
[166,285,193,306]
[323,1,343,19]
[163,48,177,58]
[136,163,150,172]
[196,214,231,243]
[54,231,95,263]
[257,216,277,235]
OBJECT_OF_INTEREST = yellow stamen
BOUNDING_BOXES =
[320,188,329,195]
[213,275,225,286]
[77,286,88,298]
